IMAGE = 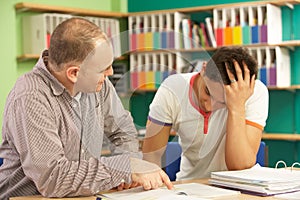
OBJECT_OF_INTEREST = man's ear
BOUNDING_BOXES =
[66,65,80,83]
[200,62,206,76]
[201,61,207,71]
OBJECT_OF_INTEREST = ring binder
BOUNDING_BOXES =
[292,162,300,171]
[275,160,300,171]
[275,160,287,169]
[210,163,300,196]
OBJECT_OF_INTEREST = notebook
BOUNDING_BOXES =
[209,162,300,196]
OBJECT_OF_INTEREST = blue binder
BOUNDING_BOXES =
[251,25,259,44]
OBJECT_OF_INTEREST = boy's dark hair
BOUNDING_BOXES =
[204,46,258,85]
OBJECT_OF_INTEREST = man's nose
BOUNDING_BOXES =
[104,68,113,77]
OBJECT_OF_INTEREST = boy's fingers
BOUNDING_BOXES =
[225,62,236,82]
[243,61,251,83]
[233,59,243,81]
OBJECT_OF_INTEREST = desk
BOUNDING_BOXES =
[10,179,281,200]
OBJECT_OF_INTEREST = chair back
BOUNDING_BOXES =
[164,142,182,181]
[256,141,266,166]
[164,141,267,181]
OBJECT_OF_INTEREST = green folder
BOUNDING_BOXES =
[155,71,162,88]
[153,32,161,50]
[242,26,251,45]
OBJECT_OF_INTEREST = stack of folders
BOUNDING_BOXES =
[209,163,300,196]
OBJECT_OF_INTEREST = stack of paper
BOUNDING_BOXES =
[98,183,240,200]
[275,191,300,200]
[209,164,300,196]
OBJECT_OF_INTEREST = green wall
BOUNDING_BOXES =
[0,0,20,143]
[128,0,258,12]
[0,0,127,142]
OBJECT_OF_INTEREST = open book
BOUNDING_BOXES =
[97,183,240,200]
[209,164,300,196]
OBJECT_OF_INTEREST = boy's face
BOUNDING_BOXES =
[74,39,114,93]
[203,76,226,111]
[196,65,226,112]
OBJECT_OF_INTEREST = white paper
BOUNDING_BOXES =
[98,183,239,200]
[210,164,300,195]
[275,191,300,200]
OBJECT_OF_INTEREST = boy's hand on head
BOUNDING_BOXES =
[224,60,255,112]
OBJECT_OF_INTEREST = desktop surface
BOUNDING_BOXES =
[9,179,281,200]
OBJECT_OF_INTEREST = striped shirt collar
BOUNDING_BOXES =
[35,50,66,97]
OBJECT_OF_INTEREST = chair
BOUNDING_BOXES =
[164,141,266,181]
[256,141,267,166]
[163,142,182,181]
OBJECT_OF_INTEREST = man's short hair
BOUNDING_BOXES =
[48,17,107,71]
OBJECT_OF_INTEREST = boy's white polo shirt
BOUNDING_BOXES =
[148,72,269,180]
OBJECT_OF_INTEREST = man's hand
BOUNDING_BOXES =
[129,157,174,190]
[117,181,140,191]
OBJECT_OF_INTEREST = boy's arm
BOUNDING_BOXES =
[142,120,171,167]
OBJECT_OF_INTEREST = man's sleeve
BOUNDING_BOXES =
[102,78,140,157]
[10,93,131,197]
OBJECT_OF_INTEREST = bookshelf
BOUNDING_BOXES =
[127,0,300,167]
[15,1,300,159]
[15,2,126,61]
[127,0,300,93]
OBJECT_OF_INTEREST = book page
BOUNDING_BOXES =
[98,183,239,200]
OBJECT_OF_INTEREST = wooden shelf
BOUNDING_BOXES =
[262,133,300,141]
[128,85,300,93]
[15,2,128,18]
[268,85,300,90]
[21,40,300,61]
[130,40,300,55]
[17,54,127,62]
[167,133,300,140]
[276,40,300,47]
[128,0,300,16]
[130,89,158,93]
[17,54,40,62]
